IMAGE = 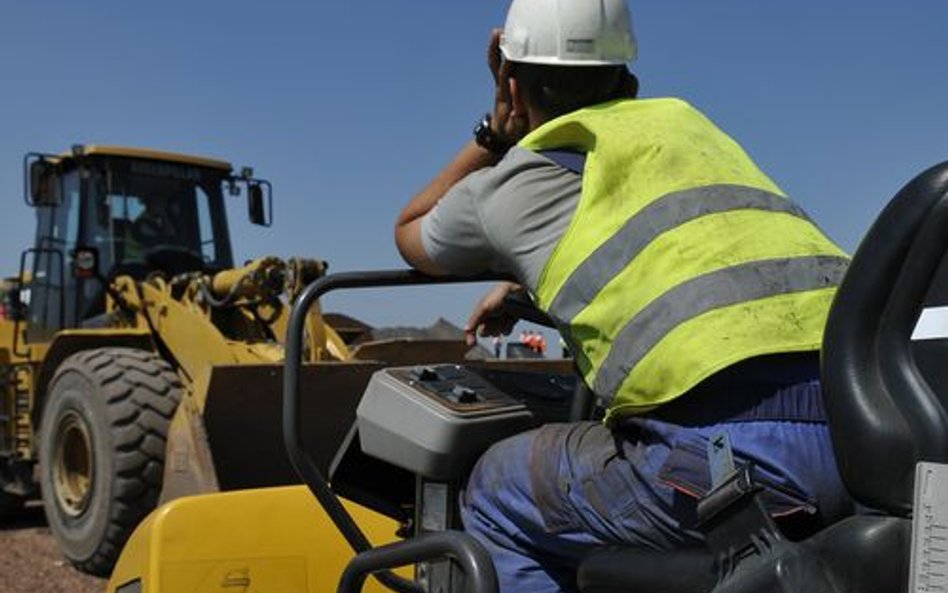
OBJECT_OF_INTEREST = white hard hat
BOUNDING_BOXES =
[500,0,637,66]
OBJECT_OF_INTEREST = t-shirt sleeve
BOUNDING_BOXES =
[420,169,505,275]
[418,147,582,286]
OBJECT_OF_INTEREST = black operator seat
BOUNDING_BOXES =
[577,161,948,593]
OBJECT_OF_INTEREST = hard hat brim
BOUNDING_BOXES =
[500,45,635,67]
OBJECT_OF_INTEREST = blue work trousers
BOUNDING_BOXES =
[459,356,854,593]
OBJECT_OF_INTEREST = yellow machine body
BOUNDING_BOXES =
[107,486,406,593]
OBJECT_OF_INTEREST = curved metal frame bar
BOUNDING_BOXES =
[337,531,498,593]
[282,269,511,593]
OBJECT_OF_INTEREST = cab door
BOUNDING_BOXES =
[22,169,81,343]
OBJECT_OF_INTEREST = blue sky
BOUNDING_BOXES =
[2,1,947,335]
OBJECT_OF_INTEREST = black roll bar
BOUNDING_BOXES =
[282,269,518,593]
[337,531,498,593]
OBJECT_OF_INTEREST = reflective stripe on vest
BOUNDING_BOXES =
[593,254,849,398]
[546,184,813,323]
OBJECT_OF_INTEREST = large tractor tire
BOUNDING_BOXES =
[38,347,182,576]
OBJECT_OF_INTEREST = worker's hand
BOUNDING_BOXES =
[465,281,523,346]
[488,29,528,147]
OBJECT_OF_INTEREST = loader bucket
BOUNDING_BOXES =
[199,339,492,495]
[188,347,577,518]
[202,361,385,492]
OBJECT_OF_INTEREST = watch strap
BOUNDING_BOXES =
[474,113,511,155]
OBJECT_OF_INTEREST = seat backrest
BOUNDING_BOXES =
[821,162,948,514]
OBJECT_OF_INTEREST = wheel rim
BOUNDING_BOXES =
[52,411,94,517]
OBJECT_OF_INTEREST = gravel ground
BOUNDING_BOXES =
[0,503,105,593]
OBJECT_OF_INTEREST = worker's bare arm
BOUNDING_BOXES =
[395,30,528,275]
[394,141,499,275]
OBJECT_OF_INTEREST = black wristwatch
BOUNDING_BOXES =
[474,113,511,156]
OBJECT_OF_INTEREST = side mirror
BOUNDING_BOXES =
[248,183,273,227]
[27,158,61,207]
[3,284,28,322]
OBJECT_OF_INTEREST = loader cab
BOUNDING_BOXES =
[21,145,271,341]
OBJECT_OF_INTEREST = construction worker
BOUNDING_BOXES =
[395,1,853,591]
[121,195,178,262]
[131,195,178,245]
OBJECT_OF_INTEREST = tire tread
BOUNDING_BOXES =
[43,347,182,576]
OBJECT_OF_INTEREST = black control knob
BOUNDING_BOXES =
[411,366,440,382]
[451,385,479,404]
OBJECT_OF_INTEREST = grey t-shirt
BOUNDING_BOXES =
[420,147,582,290]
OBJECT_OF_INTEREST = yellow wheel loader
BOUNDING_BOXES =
[108,162,948,593]
[0,145,484,578]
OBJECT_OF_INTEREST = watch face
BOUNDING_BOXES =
[475,115,490,136]
[474,117,491,145]
[475,114,506,154]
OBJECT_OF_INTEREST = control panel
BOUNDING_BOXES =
[357,364,560,481]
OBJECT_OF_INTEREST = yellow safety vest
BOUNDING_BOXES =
[518,98,849,422]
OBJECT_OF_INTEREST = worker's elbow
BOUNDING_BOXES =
[393,222,416,264]
[394,221,445,275]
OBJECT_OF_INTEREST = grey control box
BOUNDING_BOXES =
[356,365,536,481]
